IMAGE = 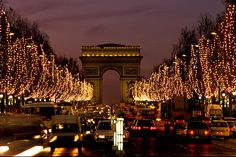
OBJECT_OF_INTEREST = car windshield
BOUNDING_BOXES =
[188,122,209,129]
[52,123,79,132]
[97,121,112,130]
[212,122,228,127]
[137,120,153,126]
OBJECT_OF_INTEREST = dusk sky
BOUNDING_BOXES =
[7,0,225,104]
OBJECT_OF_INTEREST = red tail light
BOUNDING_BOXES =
[204,130,209,135]
[132,126,141,130]
[150,126,156,130]
[231,126,236,131]
[170,126,174,130]
[176,120,185,124]
[189,130,194,135]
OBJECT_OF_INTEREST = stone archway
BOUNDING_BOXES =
[79,43,143,104]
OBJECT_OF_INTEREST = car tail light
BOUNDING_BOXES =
[204,130,209,135]
[202,120,211,124]
[189,130,194,135]
[170,126,174,130]
[132,126,141,130]
[150,126,156,130]
[176,120,185,124]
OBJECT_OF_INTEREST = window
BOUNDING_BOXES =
[97,122,112,130]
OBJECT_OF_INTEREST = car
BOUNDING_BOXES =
[130,119,158,137]
[223,117,236,138]
[48,115,83,155]
[93,119,130,143]
[184,121,212,143]
[93,119,114,143]
[173,123,186,140]
[80,117,94,144]
[210,120,230,140]
[226,121,236,138]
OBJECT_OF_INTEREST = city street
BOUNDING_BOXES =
[1,136,236,157]
[1,112,236,157]
[0,113,235,157]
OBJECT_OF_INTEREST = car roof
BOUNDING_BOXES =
[99,119,111,123]
[212,120,227,122]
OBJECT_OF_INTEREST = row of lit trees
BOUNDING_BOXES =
[0,10,93,102]
[132,0,236,102]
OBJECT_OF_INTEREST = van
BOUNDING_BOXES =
[205,104,223,119]
[48,115,83,155]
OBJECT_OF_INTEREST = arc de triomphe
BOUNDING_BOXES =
[79,43,143,104]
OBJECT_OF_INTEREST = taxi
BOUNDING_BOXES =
[210,120,230,140]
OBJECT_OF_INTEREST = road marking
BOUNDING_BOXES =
[15,146,43,156]
[0,146,9,154]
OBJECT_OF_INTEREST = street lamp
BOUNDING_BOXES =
[0,94,3,99]
[0,94,3,113]
[222,92,226,116]
[222,93,226,97]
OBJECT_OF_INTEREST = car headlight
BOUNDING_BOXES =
[43,129,48,134]
[49,136,57,143]
[74,135,79,142]
[85,131,91,135]
[33,135,41,139]
[98,135,105,139]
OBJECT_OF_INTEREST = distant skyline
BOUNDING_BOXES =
[7,0,225,104]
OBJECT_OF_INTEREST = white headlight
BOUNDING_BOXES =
[98,135,105,139]
[49,136,57,143]
[33,135,41,139]
[74,135,79,142]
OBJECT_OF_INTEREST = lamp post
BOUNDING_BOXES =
[0,93,3,113]
[222,92,226,116]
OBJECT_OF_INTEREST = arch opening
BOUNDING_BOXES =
[101,70,120,105]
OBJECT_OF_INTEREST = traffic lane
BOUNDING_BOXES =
[36,142,116,157]
[131,137,236,157]
[177,141,236,156]
[3,138,236,157]
[212,138,236,151]
[0,113,44,145]
[0,139,44,156]
[131,137,192,156]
